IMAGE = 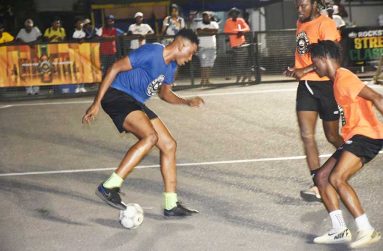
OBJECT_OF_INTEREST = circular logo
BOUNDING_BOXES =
[296,31,310,55]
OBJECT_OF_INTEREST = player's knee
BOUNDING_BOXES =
[325,133,341,146]
[144,132,159,146]
[313,169,327,188]
[329,173,345,189]
[300,132,315,144]
[162,138,177,153]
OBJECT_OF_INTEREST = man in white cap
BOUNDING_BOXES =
[128,12,154,50]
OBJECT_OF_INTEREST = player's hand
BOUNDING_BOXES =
[284,66,305,80]
[237,31,244,37]
[82,103,100,124]
[187,97,205,107]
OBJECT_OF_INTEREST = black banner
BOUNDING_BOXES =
[342,27,383,66]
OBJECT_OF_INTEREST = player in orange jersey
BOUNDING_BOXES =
[310,40,382,248]
[285,0,343,202]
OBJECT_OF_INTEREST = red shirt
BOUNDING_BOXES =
[100,27,117,55]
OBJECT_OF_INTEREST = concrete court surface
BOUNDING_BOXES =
[0,82,383,251]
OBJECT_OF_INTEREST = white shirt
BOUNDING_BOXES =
[196,21,219,48]
[72,29,86,39]
[163,16,185,36]
[16,27,42,43]
[332,15,346,28]
[128,23,154,49]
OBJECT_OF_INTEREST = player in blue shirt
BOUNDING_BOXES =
[82,29,204,216]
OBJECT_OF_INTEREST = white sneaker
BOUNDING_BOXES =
[314,228,352,244]
[75,87,81,93]
[350,229,381,249]
[300,185,322,202]
[80,87,87,93]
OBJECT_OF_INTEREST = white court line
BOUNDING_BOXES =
[0,153,333,177]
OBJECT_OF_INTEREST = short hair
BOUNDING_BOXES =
[174,28,199,45]
[310,40,342,61]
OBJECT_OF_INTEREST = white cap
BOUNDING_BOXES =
[134,12,143,18]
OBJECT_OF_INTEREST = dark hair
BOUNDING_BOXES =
[310,40,342,61]
[175,28,199,45]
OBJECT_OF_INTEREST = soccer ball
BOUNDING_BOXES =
[119,203,144,229]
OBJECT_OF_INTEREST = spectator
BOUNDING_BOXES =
[333,0,348,18]
[16,18,42,95]
[16,18,42,43]
[72,18,87,93]
[161,4,185,45]
[72,18,86,42]
[224,7,251,84]
[128,12,154,50]
[0,23,14,44]
[99,14,124,76]
[331,5,346,30]
[196,11,219,85]
[83,18,98,40]
[43,17,66,42]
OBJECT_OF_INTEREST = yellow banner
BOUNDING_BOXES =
[0,42,102,87]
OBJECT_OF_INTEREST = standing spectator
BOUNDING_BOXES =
[128,12,154,50]
[99,15,124,76]
[16,18,42,95]
[333,0,348,19]
[161,4,185,45]
[83,18,98,40]
[16,18,42,43]
[72,18,87,93]
[196,11,219,85]
[330,5,346,30]
[0,23,14,44]
[224,7,251,84]
[43,17,66,42]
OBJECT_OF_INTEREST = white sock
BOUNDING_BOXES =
[355,214,373,231]
[329,210,347,230]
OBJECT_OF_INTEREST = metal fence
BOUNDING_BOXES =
[0,28,378,100]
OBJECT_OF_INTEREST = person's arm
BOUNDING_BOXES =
[82,56,133,124]
[284,65,315,79]
[159,84,204,107]
[358,86,383,114]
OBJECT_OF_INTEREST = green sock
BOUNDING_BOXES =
[164,192,178,210]
[103,172,124,189]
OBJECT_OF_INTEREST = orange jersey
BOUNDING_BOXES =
[296,15,340,81]
[224,18,250,48]
[334,68,383,140]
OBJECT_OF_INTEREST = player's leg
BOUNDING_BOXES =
[313,154,351,244]
[97,110,158,210]
[297,110,322,201]
[323,120,343,148]
[150,117,198,216]
[330,151,381,248]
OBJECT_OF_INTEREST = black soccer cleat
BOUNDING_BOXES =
[95,183,127,210]
[164,202,199,217]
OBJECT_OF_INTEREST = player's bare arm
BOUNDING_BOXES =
[159,84,204,107]
[358,85,383,114]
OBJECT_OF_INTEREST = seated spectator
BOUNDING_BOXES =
[16,18,42,43]
[44,17,66,42]
[0,23,14,44]
[128,12,154,50]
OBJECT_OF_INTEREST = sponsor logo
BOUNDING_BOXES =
[296,31,310,54]
[146,75,165,96]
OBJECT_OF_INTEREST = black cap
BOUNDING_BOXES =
[228,7,240,15]
[170,4,179,10]
[106,14,115,20]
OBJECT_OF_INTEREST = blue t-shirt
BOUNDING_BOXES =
[111,43,177,103]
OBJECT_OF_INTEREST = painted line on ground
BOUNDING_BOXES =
[0,153,334,177]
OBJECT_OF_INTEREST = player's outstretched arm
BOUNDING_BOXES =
[159,84,204,107]
[358,85,383,115]
[82,57,133,124]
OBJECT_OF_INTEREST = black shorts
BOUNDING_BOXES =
[101,88,158,133]
[296,80,340,121]
[332,134,383,164]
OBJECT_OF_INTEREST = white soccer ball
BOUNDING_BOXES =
[119,203,144,229]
